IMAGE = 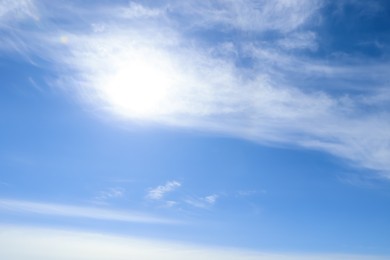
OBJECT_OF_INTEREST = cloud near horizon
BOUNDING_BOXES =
[0,225,388,260]
[2,0,390,176]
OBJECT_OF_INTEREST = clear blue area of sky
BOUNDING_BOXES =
[1,0,390,258]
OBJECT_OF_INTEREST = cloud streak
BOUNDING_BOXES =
[0,0,38,22]
[173,0,322,32]
[0,225,387,260]
[0,198,178,224]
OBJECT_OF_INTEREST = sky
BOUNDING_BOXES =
[1,0,390,259]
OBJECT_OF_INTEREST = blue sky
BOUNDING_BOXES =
[1,0,390,259]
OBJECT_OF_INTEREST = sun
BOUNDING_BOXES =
[99,51,178,119]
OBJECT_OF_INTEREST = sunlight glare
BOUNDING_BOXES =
[100,52,177,119]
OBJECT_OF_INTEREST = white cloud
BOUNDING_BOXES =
[277,31,318,51]
[0,0,40,57]
[0,0,38,22]
[0,225,387,260]
[175,0,322,32]
[164,200,178,208]
[0,198,177,224]
[204,194,219,204]
[119,2,163,19]
[1,1,390,177]
[146,181,181,200]
[94,187,125,202]
[185,194,219,209]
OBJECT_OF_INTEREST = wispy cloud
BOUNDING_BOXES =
[119,2,164,19]
[163,200,178,208]
[146,180,181,200]
[1,1,389,176]
[1,225,387,260]
[174,0,322,32]
[0,198,177,224]
[0,0,38,22]
[277,31,318,51]
[95,187,125,201]
[185,194,219,209]
[237,190,266,197]
[204,194,219,204]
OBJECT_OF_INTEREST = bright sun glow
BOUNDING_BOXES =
[100,51,177,119]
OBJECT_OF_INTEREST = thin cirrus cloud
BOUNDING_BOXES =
[0,198,178,224]
[2,0,390,176]
[172,0,322,32]
[146,181,221,209]
[146,180,181,200]
[185,194,220,209]
[0,0,38,22]
[95,187,125,200]
[0,225,388,260]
